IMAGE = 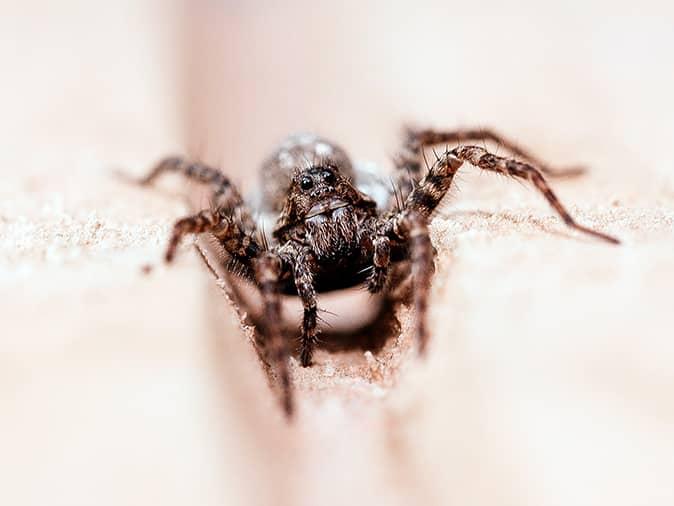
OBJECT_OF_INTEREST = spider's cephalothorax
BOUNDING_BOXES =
[275,163,377,268]
[139,128,619,417]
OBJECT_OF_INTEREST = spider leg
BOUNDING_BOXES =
[406,145,619,244]
[280,245,319,367]
[254,252,293,416]
[139,156,255,231]
[366,233,391,293]
[390,127,586,210]
[405,127,585,178]
[164,208,260,263]
[385,210,433,353]
[139,156,263,269]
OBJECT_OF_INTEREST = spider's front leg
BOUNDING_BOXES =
[279,244,319,367]
[405,146,619,244]
[391,127,586,209]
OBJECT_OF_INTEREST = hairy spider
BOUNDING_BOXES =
[139,128,619,416]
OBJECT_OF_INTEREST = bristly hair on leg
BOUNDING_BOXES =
[421,144,432,174]
[389,176,403,213]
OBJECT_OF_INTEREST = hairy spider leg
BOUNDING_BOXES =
[390,127,587,209]
[140,156,255,231]
[405,144,620,243]
[366,232,391,294]
[277,244,319,367]
[140,157,296,415]
[383,142,618,352]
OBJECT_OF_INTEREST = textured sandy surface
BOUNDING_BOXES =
[3,2,674,506]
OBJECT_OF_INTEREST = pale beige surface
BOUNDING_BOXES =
[2,2,674,506]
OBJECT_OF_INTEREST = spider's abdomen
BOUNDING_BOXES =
[260,134,355,212]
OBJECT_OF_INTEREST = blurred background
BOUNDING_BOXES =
[1,1,673,505]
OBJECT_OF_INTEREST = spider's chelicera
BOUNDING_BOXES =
[139,128,619,416]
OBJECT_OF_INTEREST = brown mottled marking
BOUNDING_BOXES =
[405,151,463,217]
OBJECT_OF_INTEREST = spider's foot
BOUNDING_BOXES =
[281,390,294,418]
[164,247,176,263]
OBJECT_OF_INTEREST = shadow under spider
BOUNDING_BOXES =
[298,299,401,356]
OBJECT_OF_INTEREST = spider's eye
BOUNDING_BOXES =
[321,170,335,184]
[300,176,313,190]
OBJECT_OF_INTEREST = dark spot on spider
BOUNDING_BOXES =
[321,169,336,184]
[300,176,313,190]
[479,153,498,168]
[413,189,439,211]
[425,174,447,189]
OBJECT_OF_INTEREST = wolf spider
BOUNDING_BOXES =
[139,128,619,416]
